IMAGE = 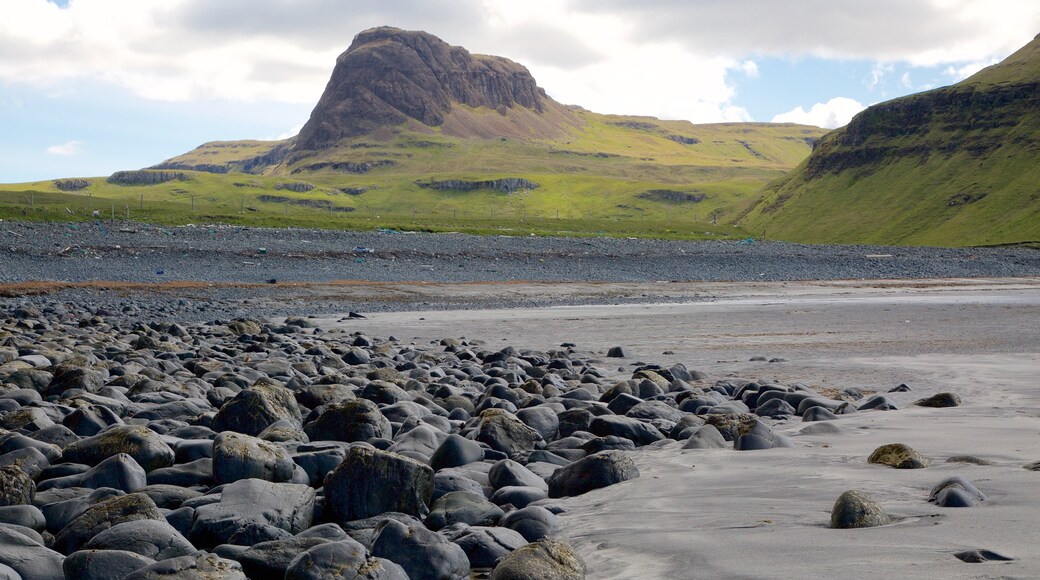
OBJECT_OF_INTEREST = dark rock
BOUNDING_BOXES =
[426,491,504,530]
[190,479,315,548]
[211,381,302,437]
[303,399,391,443]
[830,490,890,529]
[324,446,433,522]
[588,415,663,446]
[122,552,247,580]
[63,549,156,580]
[954,549,1014,563]
[448,525,527,569]
[547,450,638,498]
[474,409,543,457]
[606,346,630,358]
[499,505,559,542]
[488,459,547,492]
[430,434,484,471]
[146,458,213,488]
[284,539,408,580]
[914,392,961,408]
[681,425,728,449]
[237,536,332,579]
[38,452,146,493]
[490,486,548,509]
[370,518,470,580]
[0,505,45,531]
[945,455,992,466]
[53,492,165,555]
[62,426,174,472]
[489,538,586,580]
[212,431,295,485]
[0,465,34,507]
[83,518,196,560]
[37,486,126,534]
[929,476,985,507]
[733,420,794,451]
[0,524,66,580]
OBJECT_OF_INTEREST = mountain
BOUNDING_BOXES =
[2,27,826,238]
[741,34,1040,246]
[296,26,576,148]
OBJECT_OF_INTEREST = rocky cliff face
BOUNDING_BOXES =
[295,27,551,150]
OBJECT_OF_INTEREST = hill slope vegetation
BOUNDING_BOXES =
[1,27,825,239]
[741,34,1040,246]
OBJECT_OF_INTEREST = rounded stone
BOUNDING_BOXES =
[868,443,928,469]
[830,490,891,529]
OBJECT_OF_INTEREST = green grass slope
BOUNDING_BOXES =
[1,109,824,240]
[741,35,1040,247]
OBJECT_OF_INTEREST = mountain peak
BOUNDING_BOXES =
[295,27,552,150]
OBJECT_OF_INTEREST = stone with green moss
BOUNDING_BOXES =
[61,426,174,473]
[830,490,891,529]
[868,443,929,469]
[490,538,587,580]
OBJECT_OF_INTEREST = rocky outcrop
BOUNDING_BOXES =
[637,190,705,203]
[290,160,396,175]
[296,27,551,150]
[107,171,189,186]
[256,195,356,212]
[273,182,314,193]
[417,178,539,194]
[53,179,90,191]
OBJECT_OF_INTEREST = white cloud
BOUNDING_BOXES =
[868,62,893,90]
[46,140,83,156]
[1,0,1038,126]
[570,0,1040,64]
[741,60,759,78]
[772,97,866,129]
[944,57,1002,81]
[900,71,913,89]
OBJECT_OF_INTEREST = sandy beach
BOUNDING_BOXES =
[329,279,1040,578]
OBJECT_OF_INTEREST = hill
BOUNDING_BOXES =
[0,27,826,239]
[740,34,1040,246]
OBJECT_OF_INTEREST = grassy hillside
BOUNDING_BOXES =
[741,35,1040,247]
[1,110,824,240]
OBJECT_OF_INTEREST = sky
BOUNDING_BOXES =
[2,0,1039,182]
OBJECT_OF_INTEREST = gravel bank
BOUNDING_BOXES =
[2,221,1039,322]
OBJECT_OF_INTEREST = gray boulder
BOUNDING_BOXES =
[0,524,66,580]
[371,519,470,580]
[425,491,504,530]
[83,518,195,560]
[489,538,586,580]
[122,552,247,580]
[53,492,165,554]
[0,465,34,507]
[61,426,174,472]
[303,399,391,443]
[830,490,891,529]
[63,549,156,580]
[325,447,433,522]
[284,540,408,580]
[547,451,639,498]
[190,479,315,548]
[474,409,543,457]
[212,381,302,437]
[212,431,295,485]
